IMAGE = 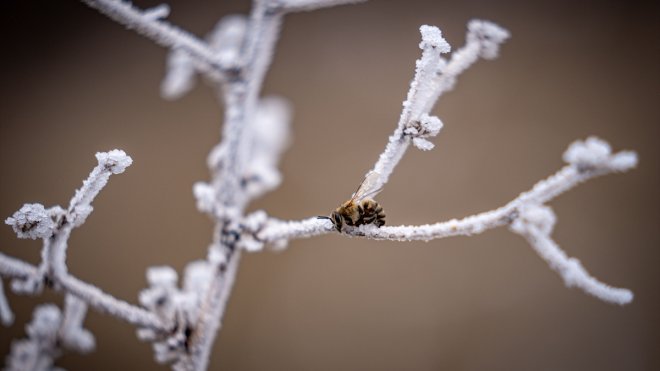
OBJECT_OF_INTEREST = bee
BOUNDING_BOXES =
[322,171,386,232]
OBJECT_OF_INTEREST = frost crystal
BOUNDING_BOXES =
[411,137,435,151]
[405,114,444,151]
[467,20,510,60]
[95,149,133,174]
[563,136,611,167]
[138,264,208,367]
[5,300,95,370]
[183,260,213,295]
[419,25,451,53]
[193,182,216,214]
[563,137,637,172]
[237,210,269,252]
[510,204,556,236]
[243,97,292,199]
[147,266,178,287]
[26,304,61,345]
[208,15,247,67]
[59,295,95,354]
[161,49,196,100]
[5,203,60,240]
[608,151,638,172]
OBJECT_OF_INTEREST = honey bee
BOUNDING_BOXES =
[322,171,386,232]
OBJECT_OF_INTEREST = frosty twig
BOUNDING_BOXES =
[2,151,167,332]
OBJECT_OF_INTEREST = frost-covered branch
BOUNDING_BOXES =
[273,0,367,13]
[5,305,64,371]
[510,204,632,305]
[4,297,95,371]
[0,278,13,326]
[258,138,637,243]
[256,137,636,304]
[3,0,639,369]
[178,3,288,368]
[2,151,167,334]
[81,0,232,82]
[0,252,38,280]
[371,22,509,190]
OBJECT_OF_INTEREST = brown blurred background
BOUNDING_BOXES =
[1,0,658,370]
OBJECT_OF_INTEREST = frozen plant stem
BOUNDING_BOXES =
[3,151,166,330]
[1,1,637,370]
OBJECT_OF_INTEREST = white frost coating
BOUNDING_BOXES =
[161,49,196,100]
[411,137,434,151]
[259,139,636,246]
[5,304,62,371]
[0,252,41,296]
[66,150,132,225]
[510,204,633,305]
[27,305,61,343]
[2,150,165,334]
[409,25,450,120]
[236,210,269,252]
[96,149,133,174]
[0,252,38,279]
[256,140,636,305]
[371,25,451,190]
[370,21,507,193]
[277,0,368,13]
[147,266,178,287]
[59,295,95,353]
[208,15,248,67]
[563,136,638,172]
[0,278,14,326]
[143,4,170,21]
[161,14,248,100]
[193,182,216,215]
[4,203,60,240]
[563,136,612,167]
[419,25,451,52]
[608,151,638,172]
[405,114,444,151]
[510,204,556,236]
[138,263,215,368]
[6,300,96,370]
[257,217,334,248]
[243,97,293,200]
[466,20,511,60]
[57,274,164,329]
[183,260,213,295]
[433,20,510,102]
[82,0,231,82]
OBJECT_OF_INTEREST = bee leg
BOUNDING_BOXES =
[350,204,363,226]
[357,204,365,217]
[375,215,385,227]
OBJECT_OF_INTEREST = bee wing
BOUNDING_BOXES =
[351,171,383,202]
